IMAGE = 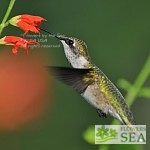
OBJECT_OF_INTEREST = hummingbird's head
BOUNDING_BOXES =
[54,34,92,68]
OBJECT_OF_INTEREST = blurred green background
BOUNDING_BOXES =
[0,0,149,150]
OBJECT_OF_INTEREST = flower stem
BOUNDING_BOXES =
[126,55,150,106]
[0,0,16,35]
[111,55,150,125]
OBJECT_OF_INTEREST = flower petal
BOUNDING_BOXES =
[104,128,109,132]
[20,14,45,25]
[101,125,105,131]
[17,21,40,34]
[96,133,101,137]
[100,133,104,138]
[12,46,19,55]
[0,36,38,55]
[97,128,101,132]
[9,14,45,34]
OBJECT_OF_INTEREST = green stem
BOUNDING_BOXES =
[0,0,16,35]
[111,55,150,125]
[126,55,150,106]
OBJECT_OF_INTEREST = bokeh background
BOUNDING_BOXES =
[0,0,149,150]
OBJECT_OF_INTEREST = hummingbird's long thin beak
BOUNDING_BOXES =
[40,28,66,41]
[40,28,57,37]
[53,34,66,41]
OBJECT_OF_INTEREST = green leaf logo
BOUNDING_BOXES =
[96,125,109,138]
[95,125,118,143]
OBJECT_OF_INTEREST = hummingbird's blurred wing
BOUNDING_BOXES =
[46,66,94,94]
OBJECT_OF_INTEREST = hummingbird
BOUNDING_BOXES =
[41,29,136,125]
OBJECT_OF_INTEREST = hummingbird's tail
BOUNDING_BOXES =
[121,114,136,125]
[115,104,136,125]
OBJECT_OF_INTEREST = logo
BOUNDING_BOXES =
[95,125,146,144]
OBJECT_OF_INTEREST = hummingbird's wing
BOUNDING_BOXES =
[46,66,94,94]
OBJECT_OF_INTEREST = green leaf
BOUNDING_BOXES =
[138,87,150,98]
[82,126,95,144]
[117,78,150,99]
[117,78,131,91]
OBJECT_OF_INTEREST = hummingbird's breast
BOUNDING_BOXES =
[82,81,111,113]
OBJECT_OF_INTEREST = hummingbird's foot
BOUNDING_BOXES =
[97,109,107,118]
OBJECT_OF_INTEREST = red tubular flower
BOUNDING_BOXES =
[9,14,45,34]
[0,36,38,55]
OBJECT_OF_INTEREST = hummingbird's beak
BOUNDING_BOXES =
[40,28,66,41]
[54,35,66,41]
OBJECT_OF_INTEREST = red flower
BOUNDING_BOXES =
[0,36,38,55]
[9,14,45,34]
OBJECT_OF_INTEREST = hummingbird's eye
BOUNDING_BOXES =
[68,40,74,45]
[65,39,74,46]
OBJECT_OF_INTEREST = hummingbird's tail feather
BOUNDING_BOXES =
[112,105,136,125]
[46,66,93,94]
[122,113,136,125]
[110,104,136,125]
[118,114,136,125]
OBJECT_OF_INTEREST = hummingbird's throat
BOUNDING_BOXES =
[71,56,91,69]
[65,52,91,69]
[61,40,91,69]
